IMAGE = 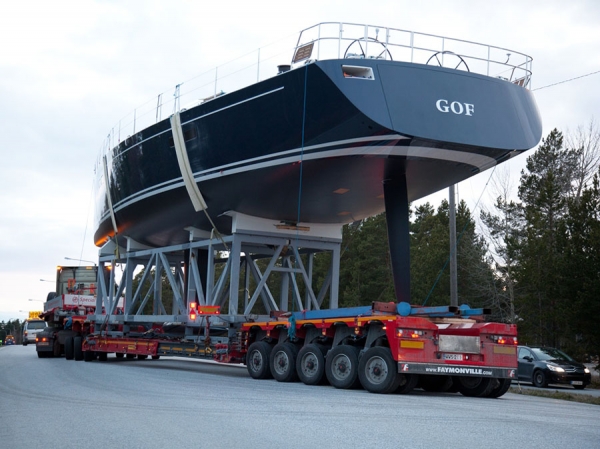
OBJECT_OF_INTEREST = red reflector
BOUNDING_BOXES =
[197,305,221,314]
[190,313,197,320]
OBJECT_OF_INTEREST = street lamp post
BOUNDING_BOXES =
[64,257,97,266]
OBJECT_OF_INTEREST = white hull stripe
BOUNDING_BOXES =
[101,141,503,222]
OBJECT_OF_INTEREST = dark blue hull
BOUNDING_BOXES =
[95,58,541,247]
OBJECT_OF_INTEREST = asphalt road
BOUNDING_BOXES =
[1,345,599,449]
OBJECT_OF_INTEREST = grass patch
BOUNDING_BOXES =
[509,387,600,406]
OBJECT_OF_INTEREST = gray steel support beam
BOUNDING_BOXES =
[228,234,242,315]
[91,223,343,334]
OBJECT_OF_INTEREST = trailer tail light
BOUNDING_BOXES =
[197,305,220,314]
[490,335,517,345]
[189,302,197,320]
[397,329,424,338]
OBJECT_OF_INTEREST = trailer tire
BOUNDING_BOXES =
[115,352,124,358]
[84,350,95,362]
[297,344,326,385]
[456,376,495,397]
[126,354,136,359]
[358,347,401,394]
[419,375,453,392]
[486,378,512,398]
[73,336,83,361]
[446,378,460,393]
[270,342,299,382]
[326,345,361,389]
[37,351,47,358]
[395,373,419,394]
[138,354,148,360]
[151,355,160,360]
[98,352,108,362]
[246,341,273,379]
[65,337,74,360]
[52,339,61,357]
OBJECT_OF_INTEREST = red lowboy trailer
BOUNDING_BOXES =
[78,301,516,397]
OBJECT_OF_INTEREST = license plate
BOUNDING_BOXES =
[442,353,463,361]
[571,381,583,385]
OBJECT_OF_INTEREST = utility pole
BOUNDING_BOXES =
[449,185,458,307]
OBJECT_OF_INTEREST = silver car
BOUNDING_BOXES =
[22,320,47,345]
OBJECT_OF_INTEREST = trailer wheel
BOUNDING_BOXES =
[395,373,419,394]
[98,352,108,362]
[37,351,46,358]
[52,339,61,357]
[486,378,512,398]
[73,336,83,361]
[358,347,400,394]
[270,342,299,382]
[326,345,361,389]
[297,344,326,385]
[115,353,124,359]
[151,355,160,360]
[126,354,136,359]
[65,337,74,360]
[137,354,148,360]
[456,376,495,397]
[419,375,453,392]
[246,341,273,379]
[84,350,95,362]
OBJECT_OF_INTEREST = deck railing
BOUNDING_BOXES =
[293,22,532,85]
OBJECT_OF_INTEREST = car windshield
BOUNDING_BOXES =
[27,321,46,329]
[531,347,575,362]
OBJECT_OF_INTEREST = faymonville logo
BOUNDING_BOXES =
[417,365,494,376]
[434,367,493,376]
[436,99,474,116]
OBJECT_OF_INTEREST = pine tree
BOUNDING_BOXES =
[338,213,395,307]
[516,129,577,346]
[563,172,600,357]
[411,200,494,309]
[480,192,525,323]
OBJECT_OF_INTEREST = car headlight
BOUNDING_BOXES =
[584,368,590,374]
[547,364,565,373]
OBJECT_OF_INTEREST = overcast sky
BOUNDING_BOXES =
[1,0,598,322]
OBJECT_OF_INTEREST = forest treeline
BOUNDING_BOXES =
[332,123,600,360]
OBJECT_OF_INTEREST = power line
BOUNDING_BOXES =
[533,69,600,91]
